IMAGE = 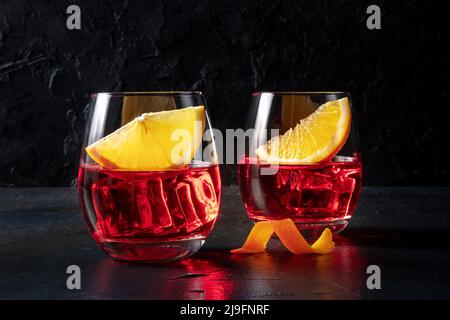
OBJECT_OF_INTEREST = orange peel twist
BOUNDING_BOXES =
[231,218,335,255]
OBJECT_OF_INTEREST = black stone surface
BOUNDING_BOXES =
[1,186,450,299]
[0,0,450,187]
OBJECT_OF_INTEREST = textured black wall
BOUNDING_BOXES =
[0,0,449,186]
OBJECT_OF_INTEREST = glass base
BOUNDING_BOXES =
[251,218,349,242]
[98,239,205,263]
[291,219,349,241]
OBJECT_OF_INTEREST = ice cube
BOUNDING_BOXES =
[175,182,201,231]
[289,171,303,191]
[303,172,334,189]
[134,180,153,229]
[300,189,333,209]
[148,178,173,229]
[92,180,137,235]
[275,170,291,188]
[281,190,302,210]
[186,172,218,222]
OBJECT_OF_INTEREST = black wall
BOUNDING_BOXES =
[0,0,449,186]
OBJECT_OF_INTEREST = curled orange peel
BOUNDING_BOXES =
[231,218,335,255]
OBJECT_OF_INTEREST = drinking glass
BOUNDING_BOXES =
[78,92,221,263]
[238,92,362,238]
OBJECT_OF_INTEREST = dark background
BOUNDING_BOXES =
[0,0,449,187]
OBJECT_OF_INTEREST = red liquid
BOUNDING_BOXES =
[78,163,221,260]
[238,156,362,227]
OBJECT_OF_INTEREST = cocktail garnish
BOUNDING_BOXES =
[231,218,335,254]
[256,98,351,165]
[86,106,205,170]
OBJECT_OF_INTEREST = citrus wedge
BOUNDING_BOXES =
[256,97,351,164]
[86,106,205,170]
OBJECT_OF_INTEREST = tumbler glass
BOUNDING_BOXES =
[78,92,221,262]
[238,92,362,238]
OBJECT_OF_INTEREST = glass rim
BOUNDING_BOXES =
[91,91,203,97]
[252,91,348,96]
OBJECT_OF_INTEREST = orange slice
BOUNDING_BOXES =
[230,218,335,255]
[256,97,351,164]
[86,106,205,170]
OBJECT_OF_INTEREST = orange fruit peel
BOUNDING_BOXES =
[230,221,273,254]
[269,219,316,254]
[256,97,351,165]
[231,218,335,255]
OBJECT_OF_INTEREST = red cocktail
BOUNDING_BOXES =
[78,163,221,261]
[238,156,362,234]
